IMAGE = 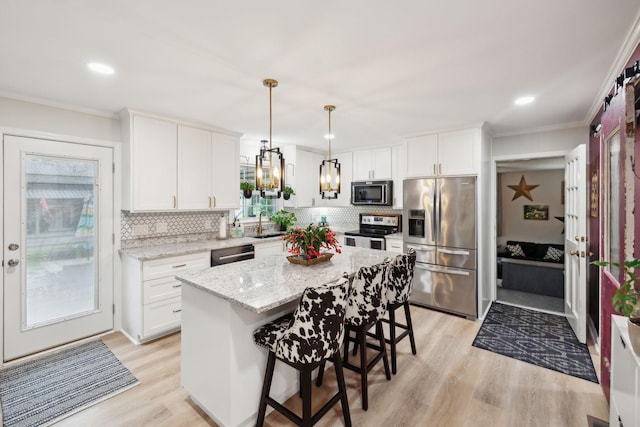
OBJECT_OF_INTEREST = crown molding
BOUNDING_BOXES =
[0,91,118,119]
[492,121,587,139]
[585,10,640,125]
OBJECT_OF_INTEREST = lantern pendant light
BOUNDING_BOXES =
[256,78,285,199]
[319,105,341,199]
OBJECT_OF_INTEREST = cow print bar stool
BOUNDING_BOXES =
[253,277,351,427]
[319,261,391,411]
[382,248,417,374]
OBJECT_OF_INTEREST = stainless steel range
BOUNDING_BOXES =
[344,213,401,250]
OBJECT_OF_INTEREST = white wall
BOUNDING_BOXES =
[493,126,587,157]
[0,97,120,142]
[498,170,565,246]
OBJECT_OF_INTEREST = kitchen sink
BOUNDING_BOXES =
[251,232,286,239]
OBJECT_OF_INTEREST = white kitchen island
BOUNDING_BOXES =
[175,246,392,427]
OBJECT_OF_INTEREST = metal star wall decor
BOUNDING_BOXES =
[508,175,539,201]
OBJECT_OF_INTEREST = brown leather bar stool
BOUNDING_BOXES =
[382,248,417,374]
[253,277,351,427]
[319,261,392,411]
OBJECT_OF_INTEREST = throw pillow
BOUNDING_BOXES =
[543,246,564,262]
[506,243,526,258]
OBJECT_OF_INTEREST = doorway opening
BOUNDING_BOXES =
[495,157,566,315]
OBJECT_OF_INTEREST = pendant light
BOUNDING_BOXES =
[256,78,285,199]
[319,105,341,199]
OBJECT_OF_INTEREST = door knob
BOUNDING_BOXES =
[7,259,19,267]
[569,250,578,256]
[8,243,19,251]
[589,251,594,257]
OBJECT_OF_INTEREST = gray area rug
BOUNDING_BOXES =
[472,302,599,383]
[0,340,139,427]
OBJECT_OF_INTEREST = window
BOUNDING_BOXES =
[236,162,278,220]
[606,131,620,279]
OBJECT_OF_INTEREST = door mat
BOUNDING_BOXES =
[0,340,139,426]
[472,302,598,383]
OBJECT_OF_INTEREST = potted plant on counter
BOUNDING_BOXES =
[283,224,341,265]
[593,258,640,354]
[240,181,255,199]
[270,209,297,231]
[283,185,295,200]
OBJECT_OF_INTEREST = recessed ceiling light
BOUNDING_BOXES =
[514,96,535,106]
[87,62,115,75]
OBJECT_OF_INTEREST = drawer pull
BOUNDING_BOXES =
[172,263,187,268]
[172,309,182,313]
[172,284,182,288]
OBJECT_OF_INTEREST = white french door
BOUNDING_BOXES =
[564,144,587,343]
[3,135,113,361]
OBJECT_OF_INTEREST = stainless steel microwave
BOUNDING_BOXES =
[351,180,393,205]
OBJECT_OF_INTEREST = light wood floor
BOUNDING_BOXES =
[55,305,608,427]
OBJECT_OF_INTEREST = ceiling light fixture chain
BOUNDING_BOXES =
[320,104,341,200]
[256,78,285,199]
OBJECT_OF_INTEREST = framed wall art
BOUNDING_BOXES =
[524,205,549,220]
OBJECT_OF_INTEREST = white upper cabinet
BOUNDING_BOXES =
[121,110,240,212]
[178,125,212,210]
[129,114,178,211]
[295,149,320,208]
[353,147,392,180]
[211,132,240,209]
[406,128,479,177]
[391,144,406,209]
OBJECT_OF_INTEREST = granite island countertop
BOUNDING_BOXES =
[175,245,394,313]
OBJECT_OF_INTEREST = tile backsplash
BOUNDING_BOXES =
[120,205,401,248]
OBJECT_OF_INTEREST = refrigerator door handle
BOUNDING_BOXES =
[415,264,470,276]
[439,248,471,256]
[431,182,437,240]
[436,181,442,241]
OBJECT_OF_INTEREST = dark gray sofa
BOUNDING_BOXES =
[498,240,565,298]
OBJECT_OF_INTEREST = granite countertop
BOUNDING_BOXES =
[119,223,359,261]
[175,246,394,313]
[119,235,284,261]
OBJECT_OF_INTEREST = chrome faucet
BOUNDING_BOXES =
[257,210,267,235]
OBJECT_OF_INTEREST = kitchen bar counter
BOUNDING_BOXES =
[176,246,392,313]
[176,246,394,427]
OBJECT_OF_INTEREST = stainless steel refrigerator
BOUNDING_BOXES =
[403,177,477,319]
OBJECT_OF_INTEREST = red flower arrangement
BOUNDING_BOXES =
[282,224,342,260]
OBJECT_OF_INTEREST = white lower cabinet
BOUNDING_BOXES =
[254,239,284,258]
[610,315,640,427]
[385,237,403,253]
[121,251,210,344]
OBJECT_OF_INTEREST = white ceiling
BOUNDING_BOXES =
[1,1,639,151]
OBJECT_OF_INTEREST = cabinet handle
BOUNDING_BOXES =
[438,163,442,175]
[172,284,182,288]
[213,196,216,207]
[172,309,182,313]
[433,164,437,175]
[172,263,187,268]
[209,196,212,208]
[620,335,626,349]
[173,196,177,208]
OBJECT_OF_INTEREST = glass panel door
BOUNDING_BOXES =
[3,135,113,361]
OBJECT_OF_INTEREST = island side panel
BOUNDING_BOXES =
[181,284,298,427]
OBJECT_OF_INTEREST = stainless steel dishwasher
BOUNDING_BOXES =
[210,244,255,266]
